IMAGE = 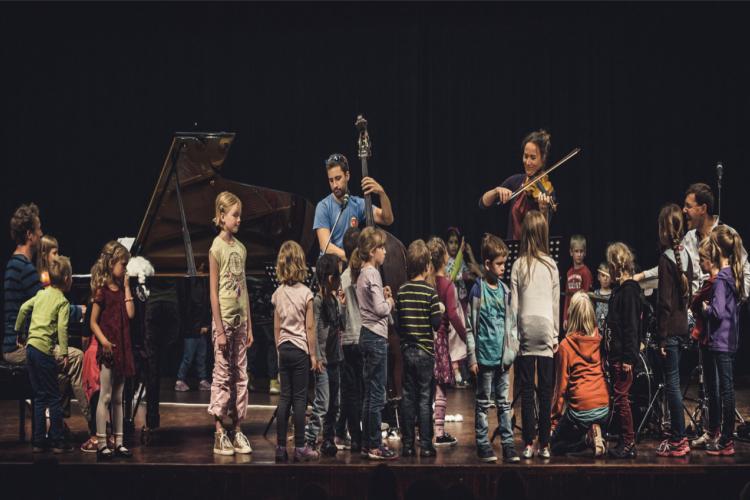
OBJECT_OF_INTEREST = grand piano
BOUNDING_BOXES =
[72,132,316,439]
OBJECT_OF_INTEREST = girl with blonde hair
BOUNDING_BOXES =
[208,191,254,456]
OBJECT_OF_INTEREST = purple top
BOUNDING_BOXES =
[355,266,392,338]
[706,267,739,353]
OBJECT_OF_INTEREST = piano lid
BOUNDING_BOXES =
[133,132,315,274]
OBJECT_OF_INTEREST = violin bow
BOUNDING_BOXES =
[508,147,582,203]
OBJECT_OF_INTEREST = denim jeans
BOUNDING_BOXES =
[517,355,554,446]
[360,328,388,450]
[704,349,736,443]
[475,364,513,451]
[176,336,208,381]
[305,363,341,444]
[26,345,64,446]
[277,342,310,448]
[550,410,609,456]
[336,344,364,445]
[663,336,686,440]
[400,346,435,449]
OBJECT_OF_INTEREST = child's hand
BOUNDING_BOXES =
[702,300,710,313]
[246,332,254,348]
[200,327,209,335]
[60,355,69,371]
[437,302,446,314]
[337,288,346,305]
[386,297,395,309]
[216,332,228,354]
[383,286,393,300]
[470,363,478,376]
[101,339,115,353]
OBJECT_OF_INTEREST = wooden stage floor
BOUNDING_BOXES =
[2,378,750,500]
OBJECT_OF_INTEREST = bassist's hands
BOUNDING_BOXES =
[362,177,384,196]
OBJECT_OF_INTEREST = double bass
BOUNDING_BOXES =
[355,115,408,401]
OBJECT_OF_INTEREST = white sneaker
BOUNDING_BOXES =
[690,431,718,450]
[233,430,253,454]
[522,444,534,459]
[538,444,551,459]
[213,431,234,456]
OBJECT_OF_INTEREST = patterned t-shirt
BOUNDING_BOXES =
[209,236,248,326]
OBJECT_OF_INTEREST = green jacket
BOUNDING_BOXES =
[15,287,70,356]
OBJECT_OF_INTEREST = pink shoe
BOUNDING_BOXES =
[175,380,190,392]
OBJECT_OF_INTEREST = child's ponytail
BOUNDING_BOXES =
[712,225,745,299]
[658,204,689,300]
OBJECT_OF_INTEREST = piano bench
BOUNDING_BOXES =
[0,360,34,442]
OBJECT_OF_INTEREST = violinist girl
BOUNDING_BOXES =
[480,130,556,241]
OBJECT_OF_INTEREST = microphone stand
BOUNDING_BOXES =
[323,195,349,255]
[717,163,723,222]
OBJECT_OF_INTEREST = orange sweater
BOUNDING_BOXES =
[551,331,609,420]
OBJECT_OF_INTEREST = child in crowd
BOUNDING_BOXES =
[563,234,593,330]
[351,226,397,460]
[654,204,693,457]
[175,269,212,392]
[427,236,468,447]
[207,191,254,456]
[445,227,478,388]
[89,241,136,459]
[37,235,59,288]
[604,242,641,458]
[550,292,609,457]
[592,263,612,333]
[335,227,363,452]
[467,233,519,463]
[511,210,559,459]
[702,226,744,456]
[273,240,320,462]
[397,239,442,458]
[16,255,75,453]
[305,254,345,457]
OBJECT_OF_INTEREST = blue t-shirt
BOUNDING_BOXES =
[313,194,372,251]
[477,280,506,366]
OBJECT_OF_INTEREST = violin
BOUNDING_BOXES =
[508,147,581,213]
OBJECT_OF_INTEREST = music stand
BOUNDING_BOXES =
[501,237,562,283]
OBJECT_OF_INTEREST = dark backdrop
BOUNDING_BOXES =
[2,2,749,369]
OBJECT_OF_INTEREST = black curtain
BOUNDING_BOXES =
[2,2,749,367]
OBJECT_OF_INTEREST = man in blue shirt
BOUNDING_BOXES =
[313,153,394,260]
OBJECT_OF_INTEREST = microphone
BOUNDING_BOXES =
[341,193,350,209]
[716,161,723,181]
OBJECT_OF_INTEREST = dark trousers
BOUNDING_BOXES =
[704,349,736,443]
[610,361,634,444]
[550,411,609,456]
[336,344,364,444]
[400,346,435,449]
[248,322,278,379]
[323,363,341,441]
[516,355,554,447]
[663,336,685,440]
[144,299,180,429]
[360,328,388,450]
[26,345,63,446]
[277,342,309,448]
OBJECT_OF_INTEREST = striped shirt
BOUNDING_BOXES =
[4,254,41,353]
[396,280,442,355]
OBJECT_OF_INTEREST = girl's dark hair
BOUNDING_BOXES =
[445,226,462,242]
[316,254,341,298]
[522,129,552,163]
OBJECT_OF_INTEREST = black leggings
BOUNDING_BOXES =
[277,342,310,448]
[516,355,555,447]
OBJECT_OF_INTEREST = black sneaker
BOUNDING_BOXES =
[478,447,498,463]
[275,445,289,463]
[52,442,74,454]
[96,447,114,460]
[502,446,521,463]
[368,445,398,460]
[401,445,416,457]
[32,440,50,453]
[113,445,132,458]
[419,446,437,458]
[608,441,637,459]
[435,433,458,447]
[320,440,338,457]
[350,441,362,454]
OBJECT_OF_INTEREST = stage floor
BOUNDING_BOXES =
[2,378,750,500]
